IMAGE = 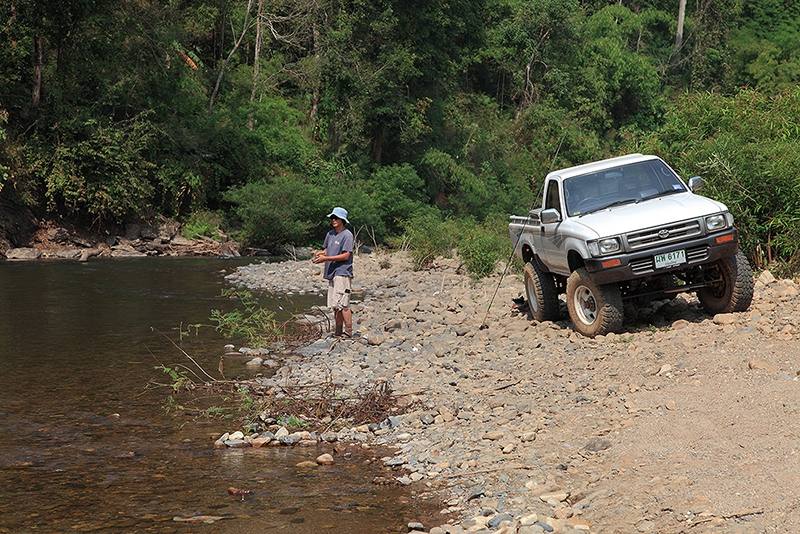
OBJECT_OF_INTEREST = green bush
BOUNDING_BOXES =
[182,210,222,240]
[225,175,324,249]
[210,288,280,348]
[401,210,462,270]
[458,215,512,279]
[39,113,158,223]
[632,88,800,268]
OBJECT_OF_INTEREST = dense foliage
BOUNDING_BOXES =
[1,0,798,274]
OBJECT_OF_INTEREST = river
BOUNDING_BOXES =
[0,258,437,532]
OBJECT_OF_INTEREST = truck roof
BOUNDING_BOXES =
[546,153,659,181]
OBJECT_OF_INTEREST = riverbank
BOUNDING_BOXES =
[0,219,239,260]
[227,252,800,533]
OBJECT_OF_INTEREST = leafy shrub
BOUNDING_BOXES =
[401,210,466,270]
[458,215,512,279]
[182,210,222,240]
[633,88,800,268]
[210,288,280,348]
[41,113,158,223]
[225,176,324,249]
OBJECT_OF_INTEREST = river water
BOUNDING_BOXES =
[0,258,436,532]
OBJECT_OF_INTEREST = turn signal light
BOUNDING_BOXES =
[715,233,735,244]
[601,259,622,268]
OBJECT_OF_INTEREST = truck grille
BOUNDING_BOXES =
[626,220,702,251]
[628,245,711,275]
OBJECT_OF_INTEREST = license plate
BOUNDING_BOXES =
[654,249,686,269]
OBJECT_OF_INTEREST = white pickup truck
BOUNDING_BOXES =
[509,154,753,337]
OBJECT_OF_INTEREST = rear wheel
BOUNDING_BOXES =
[523,261,560,322]
[566,268,624,337]
[698,250,754,314]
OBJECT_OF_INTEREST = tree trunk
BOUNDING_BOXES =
[209,0,255,111]
[675,0,687,49]
[32,36,44,107]
[309,2,321,124]
[247,0,265,129]
[370,125,384,164]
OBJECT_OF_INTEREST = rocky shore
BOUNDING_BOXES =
[225,252,800,533]
[1,219,239,260]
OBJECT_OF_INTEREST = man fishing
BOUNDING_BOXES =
[313,207,354,338]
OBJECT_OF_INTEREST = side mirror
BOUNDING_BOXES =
[688,176,704,193]
[540,208,561,224]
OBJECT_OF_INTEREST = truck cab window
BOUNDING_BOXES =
[545,181,561,213]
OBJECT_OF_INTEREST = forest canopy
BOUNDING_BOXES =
[1,0,798,269]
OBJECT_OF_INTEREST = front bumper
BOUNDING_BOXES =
[585,230,739,285]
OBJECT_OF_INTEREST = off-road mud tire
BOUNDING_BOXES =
[566,268,624,337]
[698,250,754,314]
[523,261,560,322]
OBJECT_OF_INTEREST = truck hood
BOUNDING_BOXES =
[571,193,727,238]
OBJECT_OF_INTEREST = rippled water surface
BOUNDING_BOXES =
[0,258,436,532]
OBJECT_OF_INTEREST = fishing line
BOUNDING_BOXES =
[479,133,566,330]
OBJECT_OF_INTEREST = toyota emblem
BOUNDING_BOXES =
[658,229,670,239]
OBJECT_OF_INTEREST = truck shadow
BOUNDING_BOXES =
[513,293,712,335]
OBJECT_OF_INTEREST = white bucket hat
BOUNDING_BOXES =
[327,207,349,224]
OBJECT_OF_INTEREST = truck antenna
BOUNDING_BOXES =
[479,133,566,330]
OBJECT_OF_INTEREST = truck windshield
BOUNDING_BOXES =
[563,159,687,217]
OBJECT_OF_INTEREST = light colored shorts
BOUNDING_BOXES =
[327,276,352,310]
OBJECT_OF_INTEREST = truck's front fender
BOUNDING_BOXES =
[563,237,592,272]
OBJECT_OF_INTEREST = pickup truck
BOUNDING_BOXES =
[509,153,753,337]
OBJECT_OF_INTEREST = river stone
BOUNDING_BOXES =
[297,338,333,357]
[279,434,301,445]
[539,491,569,503]
[5,248,41,260]
[171,235,194,246]
[224,439,248,448]
[213,433,229,449]
[713,313,737,325]
[316,453,334,465]
[321,432,338,442]
[296,460,317,468]
[52,248,82,259]
[250,437,271,448]
[229,431,244,440]
[758,270,776,285]
[384,456,405,467]
[488,514,514,528]
[408,522,424,531]
[111,248,146,258]
[584,437,612,452]
[245,357,263,366]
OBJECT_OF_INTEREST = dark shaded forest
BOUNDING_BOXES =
[1,0,799,270]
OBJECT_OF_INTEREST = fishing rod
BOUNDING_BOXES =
[478,133,566,330]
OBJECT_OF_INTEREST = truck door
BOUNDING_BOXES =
[537,179,566,272]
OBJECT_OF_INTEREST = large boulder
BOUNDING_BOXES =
[219,241,240,258]
[46,227,71,243]
[5,248,42,260]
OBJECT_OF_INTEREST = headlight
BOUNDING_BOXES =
[589,238,621,256]
[706,214,727,231]
[599,238,621,254]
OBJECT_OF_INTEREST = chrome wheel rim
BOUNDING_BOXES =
[574,285,597,325]
[525,272,539,313]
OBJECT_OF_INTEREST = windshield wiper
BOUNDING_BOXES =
[637,189,685,203]
[579,198,638,217]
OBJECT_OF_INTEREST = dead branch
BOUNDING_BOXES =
[151,327,220,382]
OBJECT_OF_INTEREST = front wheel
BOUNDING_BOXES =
[566,268,624,337]
[698,250,754,314]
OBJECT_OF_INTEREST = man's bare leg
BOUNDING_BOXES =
[334,309,343,336]
[341,308,352,336]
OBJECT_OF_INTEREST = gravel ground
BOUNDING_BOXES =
[226,252,800,534]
